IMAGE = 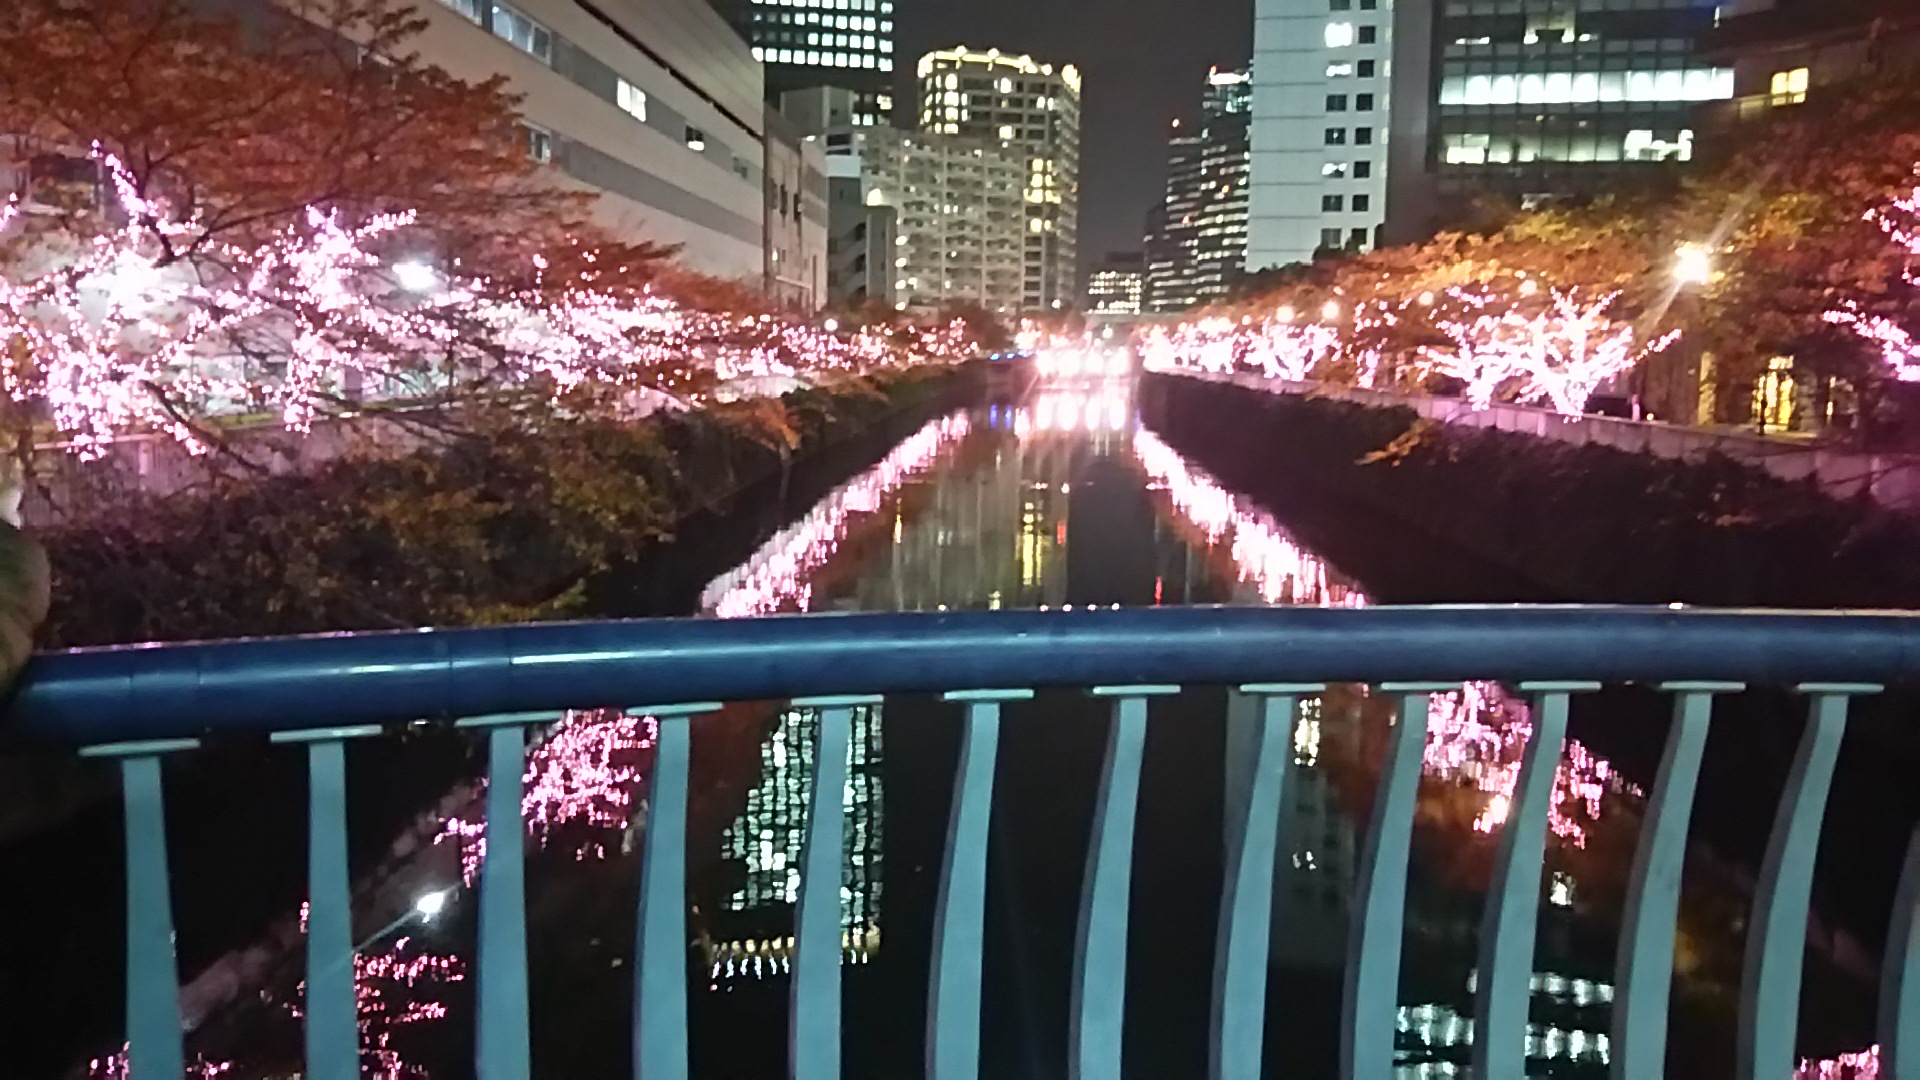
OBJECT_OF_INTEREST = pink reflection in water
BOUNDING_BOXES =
[1133,426,1635,848]
[700,412,972,618]
[1799,1046,1881,1079]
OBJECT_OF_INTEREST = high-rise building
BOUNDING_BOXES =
[1146,67,1252,312]
[1247,0,1392,270]
[823,126,1026,316]
[709,0,896,125]
[1383,0,1734,245]
[917,47,1083,312]
[1087,253,1147,316]
[405,0,769,280]
[1697,0,1920,135]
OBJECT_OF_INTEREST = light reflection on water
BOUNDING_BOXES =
[145,383,1874,1077]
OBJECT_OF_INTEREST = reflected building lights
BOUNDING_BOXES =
[1133,426,1638,848]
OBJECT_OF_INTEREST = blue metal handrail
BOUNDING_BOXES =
[13,606,1920,1080]
[11,605,1920,744]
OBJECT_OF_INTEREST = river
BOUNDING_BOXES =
[75,373,1887,1078]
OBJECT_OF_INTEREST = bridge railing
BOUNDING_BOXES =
[11,605,1920,1080]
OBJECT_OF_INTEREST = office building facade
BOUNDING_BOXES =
[764,107,829,310]
[1147,67,1252,312]
[1384,0,1734,244]
[1248,0,1392,270]
[411,0,768,281]
[823,126,1026,316]
[1087,253,1147,316]
[917,47,1083,312]
[709,0,895,125]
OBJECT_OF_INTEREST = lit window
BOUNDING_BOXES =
[522,124,553,164]
[1325,21,1355,47]
[1770,66,1809,105]
[1323,162,1349,177]
[616,79,648,122]
[1327,62,1354,77]
[440,0,482,23]
[686,126,707,152]
[490,3,551,64]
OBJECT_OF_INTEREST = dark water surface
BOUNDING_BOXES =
[56,377,1898,1077]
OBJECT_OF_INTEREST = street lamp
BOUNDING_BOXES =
[1674,243,1714,286]
[354,888,454,952]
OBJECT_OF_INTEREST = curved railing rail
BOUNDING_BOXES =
[11,605,1920,1080]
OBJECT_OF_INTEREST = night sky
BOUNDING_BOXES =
[894,0,1253,279]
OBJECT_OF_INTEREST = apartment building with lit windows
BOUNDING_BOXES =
[917,47,1083,312]
[409,0,768,280]
[1147,67,1252,312]
[709,0,896,126]
[1087,253,1147,316]
[821,126,1026,316]
[1383,0,1734,245]
[1247,0,1393,269]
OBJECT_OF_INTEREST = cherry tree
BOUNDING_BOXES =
[1428,288,1677,415]
[1824,175,1920,382]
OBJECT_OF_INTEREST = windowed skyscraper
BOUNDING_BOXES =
[917,47,1083,312]
[1247,0,1393,270]
[1384,0,1732,244]
[711,0,896,126]
[1146,67,1252,312]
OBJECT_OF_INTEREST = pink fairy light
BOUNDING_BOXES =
[1823,172,1920,381]
[1,149,978,458]
[700,411,972,618]
[435,708,661,885]
[1427,287,1677,415]
[1136,426,1635,844]
[1798,1045,1881,1079]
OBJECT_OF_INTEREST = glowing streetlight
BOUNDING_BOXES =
[1417,291,1436,307]
[414,889,451,920]
[1674,243,1714,286]
[1320,300,1342,321]
[822,318,840,333]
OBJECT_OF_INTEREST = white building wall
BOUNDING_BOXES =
[407,0,765,282]
[1248,0,1392,270]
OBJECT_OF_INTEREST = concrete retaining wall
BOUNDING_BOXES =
[1189,372,1920,513]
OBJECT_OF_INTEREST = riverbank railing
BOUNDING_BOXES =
[11,606,1920,1080]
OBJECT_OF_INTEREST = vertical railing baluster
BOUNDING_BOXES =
[1342,685,1449,1080]
[1612,683,1740,1080]
[1738,684,1879,1080]
[929,689,1031,1080]
[270,725,384,1080]
[631,703,720,1080]
[1213,684,1323,1080]
[789,695,881,1080]
[458,712,555,1080]
[1473,682,1597,1080]
[1073,685,1179,1080]
[83,738,200,1080]
[1881,824,1920,1080]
